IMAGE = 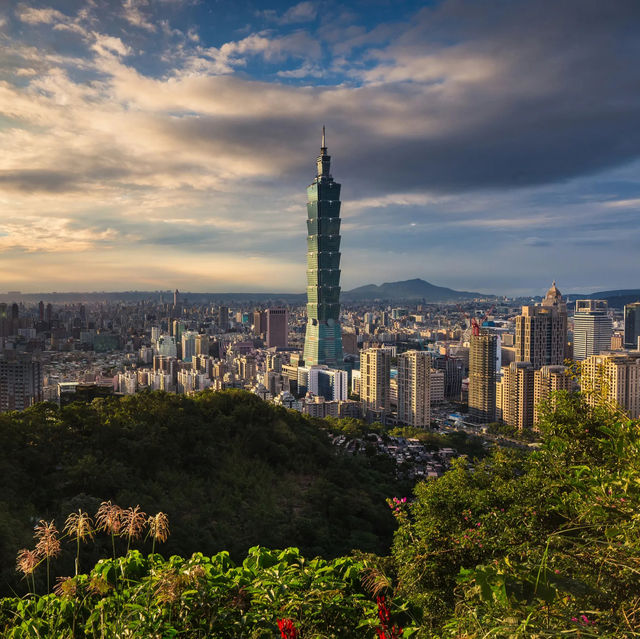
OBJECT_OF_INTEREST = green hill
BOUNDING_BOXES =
[0,390,402,595]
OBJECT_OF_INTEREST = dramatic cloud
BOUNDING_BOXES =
[0,0,639,294]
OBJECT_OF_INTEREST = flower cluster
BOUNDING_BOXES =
[376,595,403,638]
[277,618,298,639]
[387,497,407,517]
[572,614,596,626]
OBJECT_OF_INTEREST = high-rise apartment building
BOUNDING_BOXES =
[397,350,431,428]
[573,300,612,361]
[303,128,343,367]
[515,282,568,368]
[469,332,497,423]
[195,333,210,357]
[580,352,640,418]
[253,311,266,338]
[499,361,535,431]
[266,308,289,349]
[533,365,574,426]
[360,348,391,421]
[0,357,43,412]
[218,306,229,332]
[624,302,640,349]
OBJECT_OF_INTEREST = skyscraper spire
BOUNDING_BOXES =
[316,126,331,178]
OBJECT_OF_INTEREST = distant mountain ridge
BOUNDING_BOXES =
[564,289,640,309]
[343,278,493,302]
[0,279,494,304]
[3,282,636,305]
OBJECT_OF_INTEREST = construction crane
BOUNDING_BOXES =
[471,305,496,336]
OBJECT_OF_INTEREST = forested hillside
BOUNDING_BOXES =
[0,390,401,595]
[1,392,639,637]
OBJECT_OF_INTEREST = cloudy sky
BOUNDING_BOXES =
[1,0,639,295]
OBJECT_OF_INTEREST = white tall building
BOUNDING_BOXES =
[573,300,612,361]
[397,350,431,428]
[307,366,348,401]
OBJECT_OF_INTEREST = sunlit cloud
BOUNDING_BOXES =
[0,0,639,294]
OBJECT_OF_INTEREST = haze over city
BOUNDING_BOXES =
[1,0,639,295]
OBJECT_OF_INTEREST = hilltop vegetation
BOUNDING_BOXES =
[1,391,639,637]
[0,390,402,596]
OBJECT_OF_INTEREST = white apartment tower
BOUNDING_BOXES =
[397,350,431,428]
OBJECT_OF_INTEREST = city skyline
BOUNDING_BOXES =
[1,0,639,295]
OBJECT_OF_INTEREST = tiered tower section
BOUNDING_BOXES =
[303,128,343,367]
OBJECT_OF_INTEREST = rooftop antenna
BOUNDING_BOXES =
[321,125,326,150]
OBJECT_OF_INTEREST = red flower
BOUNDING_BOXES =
[376,595,403,638]
[277,618,298,639]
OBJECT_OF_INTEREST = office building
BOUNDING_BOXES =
[308,366,348,401]
[303,128,344,367]
[156,335,177,358]
[181,331,198,363]
[624,302,640,349]
[573,300,612,361]
[469,332,497,423]
[515,282,567,369]
[580,352,640,418]
[266,308,289,349]
[397,350,431,427]
[360,348,391,421]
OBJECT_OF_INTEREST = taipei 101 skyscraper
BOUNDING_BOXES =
[303,127,343,367]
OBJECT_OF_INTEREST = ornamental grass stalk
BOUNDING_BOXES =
[147,512,170,555]
[95,501,123,560]
[121,505,146,554]
[34,520,61,594]
[16,548,38,594]
[64,509,94,576]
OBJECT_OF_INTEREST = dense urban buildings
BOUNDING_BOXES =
[303,128,344,367]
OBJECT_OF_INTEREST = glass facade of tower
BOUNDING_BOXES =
[303,131,343,367]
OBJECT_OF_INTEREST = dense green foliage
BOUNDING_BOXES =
[2,390,639,637]
[0,390,401,595]
[382,392,640,636]
[0,547,414,638]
